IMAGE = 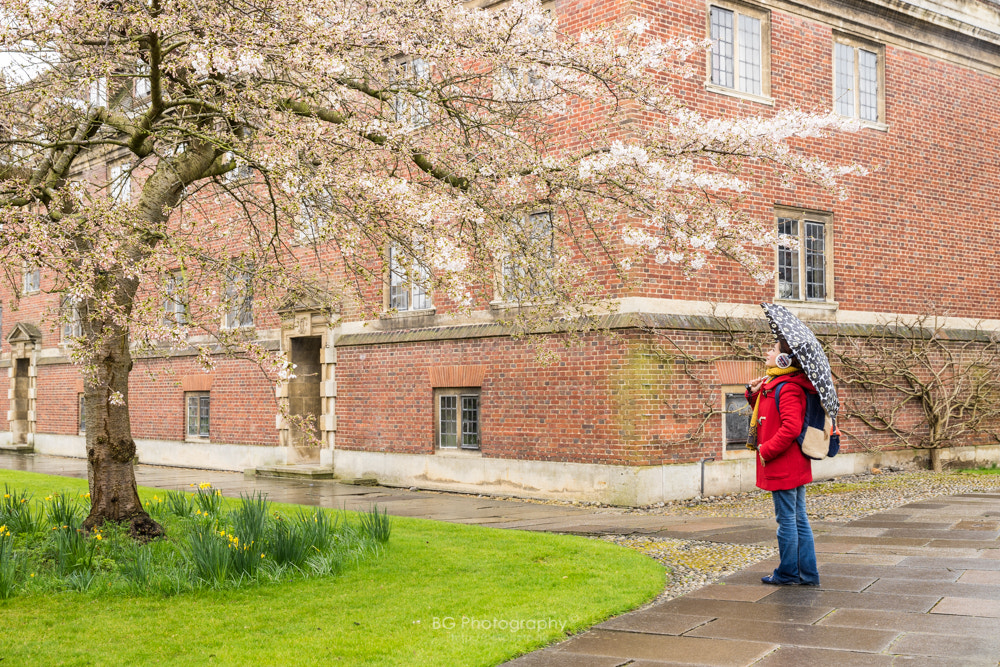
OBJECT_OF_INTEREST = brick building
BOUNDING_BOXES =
[3,0,1000,503]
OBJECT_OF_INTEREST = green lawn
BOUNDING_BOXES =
[0,470,664,666]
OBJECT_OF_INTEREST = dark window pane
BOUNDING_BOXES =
[439,395,457,448]
[199,395,211,437]
[805,220,826,301]
[461,395,480,449]
[710,7,735,88]
[777,217,799,300]
[187,396,198,436]
[725,393,750,450]
[834,43,855,117]
[858,49,878,122]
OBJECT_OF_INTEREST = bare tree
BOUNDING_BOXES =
[830,316,1000,472]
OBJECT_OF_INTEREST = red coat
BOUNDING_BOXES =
[746,372,815,491]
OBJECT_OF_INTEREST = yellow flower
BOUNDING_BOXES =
[199,482,211,489]
[84,493,90,498]
[95,534,103,541]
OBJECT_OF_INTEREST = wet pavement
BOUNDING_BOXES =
[4,452,1000,665]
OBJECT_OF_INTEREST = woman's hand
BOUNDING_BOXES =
[747,377,766,395]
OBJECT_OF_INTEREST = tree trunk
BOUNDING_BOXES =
[929,447,943,473]
[81,276,163,540]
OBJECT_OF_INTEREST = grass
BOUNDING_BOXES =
[0,470,664,666]
[956,463,1000,475]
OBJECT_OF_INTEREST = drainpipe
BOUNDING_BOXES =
[700,458,716,498]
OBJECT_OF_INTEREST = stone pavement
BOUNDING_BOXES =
[4,453,1000,665]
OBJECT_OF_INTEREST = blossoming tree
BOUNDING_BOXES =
[0,0,862,536]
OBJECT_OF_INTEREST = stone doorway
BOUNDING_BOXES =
[5,323,41,450]
[288,335,323,463]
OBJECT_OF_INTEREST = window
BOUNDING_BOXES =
[23,267,40,294]
[776,209,832,302]
[221,151,254,182]
[134,61,151,100]
[223,270,254,329]
[436,389,481,450]
[708,2,770,98]
[294,193,331,245]
[89,77,107,107]
[388,244,432,312]
[393,58,431,128]
[833,37,883,123]
[62,297,82,341]
[501,211,554,302]
[724,391,751,450]
[163,271,188,326]
[109,162,131,204]
[186,392,210,438]
[78,394,86,432]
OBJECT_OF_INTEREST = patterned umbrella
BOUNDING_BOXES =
[761,303,839,420]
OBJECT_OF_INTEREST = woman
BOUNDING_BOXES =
[746,337,820,586]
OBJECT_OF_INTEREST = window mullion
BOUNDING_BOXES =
[798,224,807,301]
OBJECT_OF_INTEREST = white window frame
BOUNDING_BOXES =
[221,151,254,183]
[393,57,431,129]
[499,211,555,303]
[61,297,82,341]
[185,391,211,439]
[223,270,254,329]
[833,34,885,127]
[435,388,481,451]
[134,61,151,100]
[89,77,107,107]
[387,244,433,313]
[109,162,131,204]
[23,267,40,294]
[706,1,771,103]
[775,208,834,304]
[163,271,188,326]
[78,393,86,433]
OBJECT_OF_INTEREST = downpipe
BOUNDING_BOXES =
[700,457,716,498]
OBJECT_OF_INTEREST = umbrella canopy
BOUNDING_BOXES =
[761,303,839,420]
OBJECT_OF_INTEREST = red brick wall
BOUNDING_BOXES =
[29,354,278,446]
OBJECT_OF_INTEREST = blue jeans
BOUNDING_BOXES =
[770,486,820,585]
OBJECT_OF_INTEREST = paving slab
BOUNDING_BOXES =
[865,577,1000,600]
[896,556,1000,571]
[757,588,941,613]
[813,563,962,582]
[957,569,1000,584]
[753,646,990,667]
[930,596,1000,618]
[652,597,834,625]
[888,632,1000,662]
[502,651,625,667]
[722,570,877,592]
[594,611,714,636]
[683,617,899,653]
[682,583,777,602]
[814,553,905,566]
[816,607,1000,635]
[545,629,776,666]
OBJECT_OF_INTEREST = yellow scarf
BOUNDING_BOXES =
[746,366,801,452]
